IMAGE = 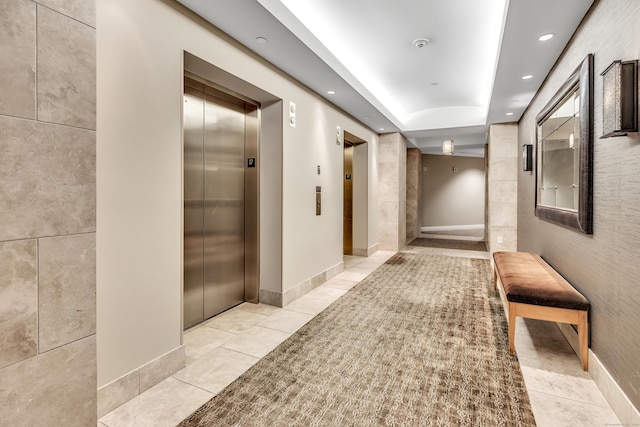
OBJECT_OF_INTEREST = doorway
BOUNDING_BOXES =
[343,144,354,255]
[343,131,367,256]
[183,75,259,329]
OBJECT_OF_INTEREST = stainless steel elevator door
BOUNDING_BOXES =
[183,79,249,329]
[203,92,245,319]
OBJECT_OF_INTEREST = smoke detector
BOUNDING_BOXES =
[413,38,430,48]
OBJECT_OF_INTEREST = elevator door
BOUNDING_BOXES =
[343,144,353,255]
[184,78,256,329]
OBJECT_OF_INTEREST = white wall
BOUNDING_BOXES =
[420,154,485,228]
[97,0,379,387]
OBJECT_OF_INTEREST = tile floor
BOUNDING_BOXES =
[99,246,621,427]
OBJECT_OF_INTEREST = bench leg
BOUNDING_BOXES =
[508,302,516,356]
[578,310,589,371]
[493,267,498,291]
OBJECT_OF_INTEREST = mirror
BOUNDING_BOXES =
[535,54,593,234]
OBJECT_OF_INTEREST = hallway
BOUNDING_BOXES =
[99,247,619,426]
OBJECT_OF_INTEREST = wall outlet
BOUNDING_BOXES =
[498,236,503,244]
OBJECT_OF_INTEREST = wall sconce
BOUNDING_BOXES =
[522,144,533,171]
[442,139,454,155]
[601,60,638,137]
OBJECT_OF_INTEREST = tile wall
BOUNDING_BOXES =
[405,148,422,244]
[488,123,518,253]
[0,0,96,425]
[378,133,407,250]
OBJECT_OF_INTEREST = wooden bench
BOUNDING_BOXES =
[493,251,590,371]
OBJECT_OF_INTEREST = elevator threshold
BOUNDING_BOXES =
[184,301,246,332]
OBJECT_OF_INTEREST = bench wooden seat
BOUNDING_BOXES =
[493,251,590,370]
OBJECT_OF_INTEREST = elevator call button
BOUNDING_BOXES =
[248,158,256,168]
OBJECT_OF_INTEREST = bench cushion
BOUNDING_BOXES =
[493,251,589,311]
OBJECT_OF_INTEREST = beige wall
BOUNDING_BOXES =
[518,0,640,413]
[488,124,518,253]
[420,154,485,229]
[0,0,96,425]
[97,0,379,388]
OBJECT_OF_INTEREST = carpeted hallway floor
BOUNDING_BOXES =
[408,237,487,251]
[179,252,534,426]
[99,247,621,427]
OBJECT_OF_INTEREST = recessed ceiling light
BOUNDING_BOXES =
[538,33,554,41]
[379,128,385,131]
[327,90,336,95]
[506,112,514,116]
[255,37,268,44]
[430,82,439,86]
[522,74,533,80]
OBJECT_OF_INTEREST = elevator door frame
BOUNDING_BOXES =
[183,74,260,330]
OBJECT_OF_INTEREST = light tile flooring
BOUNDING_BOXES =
[100,246,620,427]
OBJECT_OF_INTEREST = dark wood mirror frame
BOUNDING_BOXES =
[535,54,594,234]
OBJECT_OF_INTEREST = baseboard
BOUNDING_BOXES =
[557,323,640,425]
[421,224,484,232]
[353,243,379,257]
[259,288,283,307]
[352,248,368,257]
[257,261,345,308]
[280,261,345,307]
[97,345,185,418]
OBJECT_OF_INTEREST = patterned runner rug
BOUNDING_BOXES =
[409,238,488,252]
[179,252,535,426]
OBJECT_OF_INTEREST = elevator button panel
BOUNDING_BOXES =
[316,186,321,216]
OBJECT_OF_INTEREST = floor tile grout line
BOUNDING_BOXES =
[201,324,240,335]
[219,343,281,360]
[171,376,217,397]
[254,323,308,335]
[527,388,615,410]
